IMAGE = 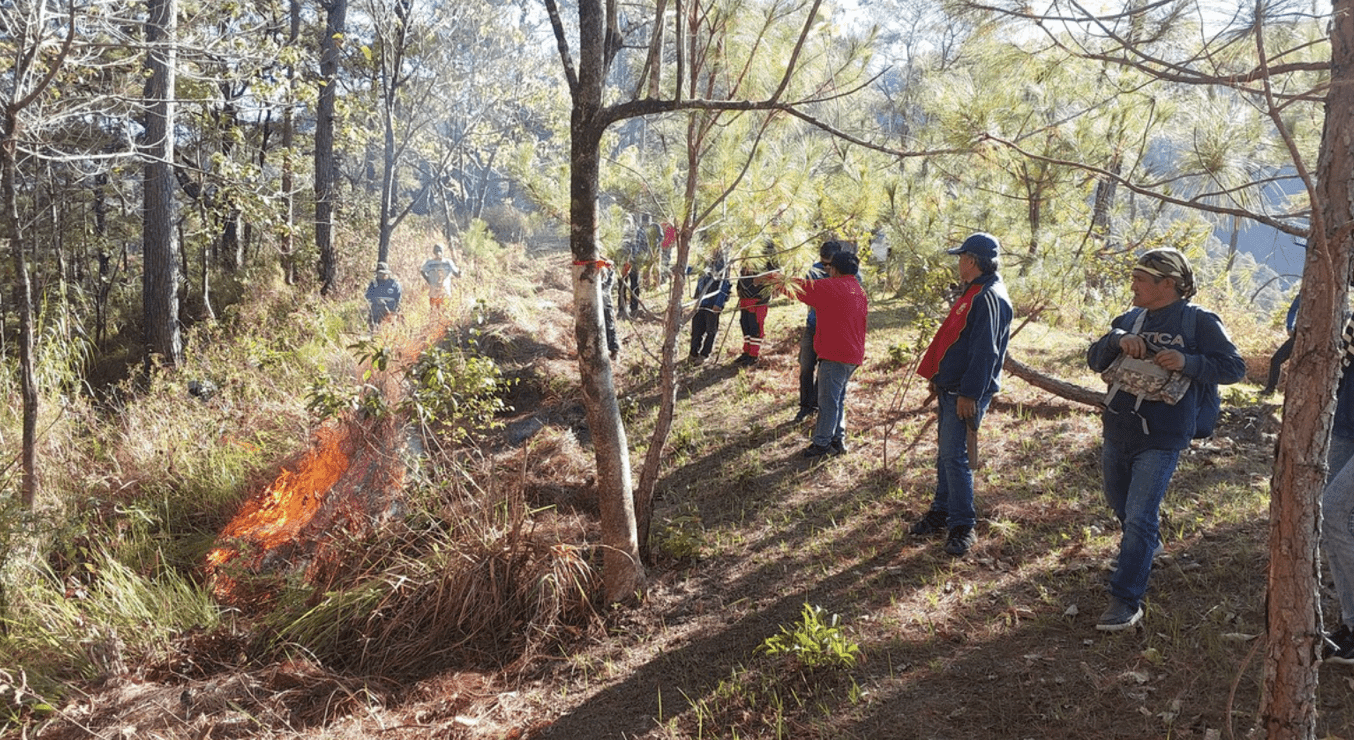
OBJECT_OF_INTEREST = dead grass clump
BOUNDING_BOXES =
[264,481,600,679]
[513,427,598,512]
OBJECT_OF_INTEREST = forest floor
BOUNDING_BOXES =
[23,258,1354,740]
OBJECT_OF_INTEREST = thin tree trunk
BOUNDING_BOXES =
[2,112,38,508]
[280,0,299,285]
[634,223,690,564]
[1261,2,1354,736]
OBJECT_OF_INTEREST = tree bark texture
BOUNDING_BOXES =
[1262,3,1354,736]
[571,0,644,603]
[143,0,182,367]
[315,0,346,295]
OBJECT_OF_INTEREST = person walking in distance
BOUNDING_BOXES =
[910,233,1013,558]
[733,244,778,367]
[365,262,403,328]
[689,254,731,363]
[419,243,461,312]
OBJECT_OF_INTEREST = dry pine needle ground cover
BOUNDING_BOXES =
[22,260,1354,740]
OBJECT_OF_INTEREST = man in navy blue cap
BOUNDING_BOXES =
[911,233,1012,557]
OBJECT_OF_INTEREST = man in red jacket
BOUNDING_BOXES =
[791,250,868,458]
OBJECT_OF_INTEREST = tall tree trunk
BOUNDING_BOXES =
[143,0,182,367]
[377,95,396,265]
[2,111,38,508]
[280,0,300,285]
[571,0,643,603]
[1262,2,1354,736]
[315,0,346,295]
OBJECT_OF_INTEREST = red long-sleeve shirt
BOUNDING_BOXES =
[794,276,867,365]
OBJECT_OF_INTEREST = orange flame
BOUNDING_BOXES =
[206,426,349,574]
[204,310,451,603]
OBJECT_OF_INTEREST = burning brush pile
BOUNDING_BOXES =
[203,313,600,676]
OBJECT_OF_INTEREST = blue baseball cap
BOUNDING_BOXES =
[947,233,1000,260]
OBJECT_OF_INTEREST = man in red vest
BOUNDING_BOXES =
[910,233,1013,557]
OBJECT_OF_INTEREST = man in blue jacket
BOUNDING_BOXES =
[910,233,1013,557]
[1086,248,1245,631]
[365,262,402,327]
[689,255,731,363]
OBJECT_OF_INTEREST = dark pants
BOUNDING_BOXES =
[619,268,640,316]
[798,325,818,410]
[690,310,720,357]
[1264,335,1295,393]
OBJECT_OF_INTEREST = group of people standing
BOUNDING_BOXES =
[742,232,1252,634]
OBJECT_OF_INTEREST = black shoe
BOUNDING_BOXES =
[1324,624,1354,665]
[793,407,817,423]
[831,437,847,455]
[909,510,948,537]
[944,525,976,556]
[1096,597,1143,632]
[733,354,758,367]
[801,443,834,459]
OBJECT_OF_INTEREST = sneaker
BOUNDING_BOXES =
[801,443,834,459]
[793,407,817,423]
[1096,597,1143,632]
[944,526,976,556]
[909,510,948,537]
[1324,624,1354,665]
[830,437,847,455]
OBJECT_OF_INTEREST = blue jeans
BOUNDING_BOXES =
[928,392,990,529]
[1102,440,1180,608]
[1323,434,1354,629]
[1330,433,1354,485]
[812,360,856,447]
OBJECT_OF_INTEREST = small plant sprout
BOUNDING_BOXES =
[759,603,861,671]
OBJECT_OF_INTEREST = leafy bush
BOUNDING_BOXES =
[403,342,514,444]
[759,603,861,671]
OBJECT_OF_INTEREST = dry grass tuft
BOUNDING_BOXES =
[266,453,600,679]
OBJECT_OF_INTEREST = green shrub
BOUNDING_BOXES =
[404,342,514,444]
[654,514,706,561]
[759,603,861,671]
